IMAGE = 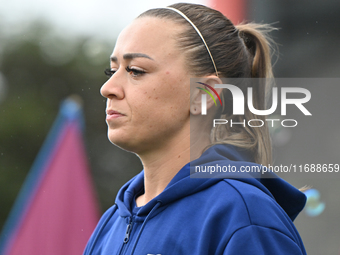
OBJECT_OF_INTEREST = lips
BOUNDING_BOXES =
[106,109,125,120]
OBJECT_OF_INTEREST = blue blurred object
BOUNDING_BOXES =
[304,189,325,217]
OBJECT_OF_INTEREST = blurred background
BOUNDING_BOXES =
[0,0,339,254]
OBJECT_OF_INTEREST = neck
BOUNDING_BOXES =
[136,132,190,207]
[136,113,211,206]
[135,120,211,207]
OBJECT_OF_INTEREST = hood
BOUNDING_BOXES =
[115,144,306,221]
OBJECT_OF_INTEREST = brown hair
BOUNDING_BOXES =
[139,3,276,166]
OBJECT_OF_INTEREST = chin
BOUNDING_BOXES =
[108,132,157,155]
[107,132,137,153]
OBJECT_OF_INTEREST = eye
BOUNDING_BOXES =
[104,68,116,78]
[125,66,146,77]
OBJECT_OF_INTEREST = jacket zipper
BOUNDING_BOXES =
[118,217,133,255]
[124,220,133,243]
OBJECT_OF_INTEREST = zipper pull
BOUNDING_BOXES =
[123,220,133,243]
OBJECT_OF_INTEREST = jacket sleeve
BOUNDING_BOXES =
[223,225,306,255]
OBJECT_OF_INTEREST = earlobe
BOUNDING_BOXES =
[190,89,203,115]
[190,104,200,115]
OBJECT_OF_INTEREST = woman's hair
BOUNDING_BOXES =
[139,3,276,166]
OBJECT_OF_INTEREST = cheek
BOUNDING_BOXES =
[131,88,160,112]
[130,74,190,118]
[157,84,190,119]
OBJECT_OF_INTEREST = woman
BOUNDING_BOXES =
[84,3,307,255]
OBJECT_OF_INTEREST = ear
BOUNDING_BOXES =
[190,76,223,115]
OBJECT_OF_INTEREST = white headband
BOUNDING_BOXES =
[165,7,219,77]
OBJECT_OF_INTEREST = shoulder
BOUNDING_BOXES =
[202,179,299,233]
[204,178,277,210]
[202,179,306,253]
[223,224,306,255]
[177,178,306,253]
[221,178,277,216]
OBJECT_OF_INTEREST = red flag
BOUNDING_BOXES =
[0,97,99,254]
[209,0,247,24]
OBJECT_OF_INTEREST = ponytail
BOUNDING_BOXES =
[236,23,276,79]
[212,23,277,167]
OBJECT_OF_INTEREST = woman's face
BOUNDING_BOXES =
[101,17,191,154]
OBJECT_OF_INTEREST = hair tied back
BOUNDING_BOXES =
[238,29,256,56]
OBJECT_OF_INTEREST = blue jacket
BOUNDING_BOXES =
[84,145,307,255]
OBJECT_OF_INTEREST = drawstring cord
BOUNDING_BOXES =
[87,204,118,255]
[129,201,162,255]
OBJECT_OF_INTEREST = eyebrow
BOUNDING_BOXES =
[110,53,154,62]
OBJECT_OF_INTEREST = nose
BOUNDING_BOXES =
[100,74,124,100]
